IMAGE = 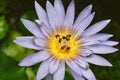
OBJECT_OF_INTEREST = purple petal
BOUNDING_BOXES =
[36,58,52,80]
[83,54,112,66]
[46,1,58,29]
[82,20,111,36]
[64,0,75,28]
[49,59,59,74]
[74,57,89,69]
[53,61,65,80]
[86,44,118,54]
[18,50,51,66]
[80,33,113,46]
[81,33,113,41]
[21,19,44,37]
[75,12,95,36]
[81,69,96,80]
[35,1,49,27]
[14,36,42,50]
[100,40,119,46]
[80,49,93,57]
[54,0,65,26]
[73,5,92,28]
[66,60,82,76]
[40,22,51,37]
[70,68,85,80]
[33,37,46,47]
[35,19,51,37]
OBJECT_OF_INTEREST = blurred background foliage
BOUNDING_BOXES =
[0,0,120,80]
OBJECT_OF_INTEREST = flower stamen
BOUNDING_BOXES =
[46,27,82,60]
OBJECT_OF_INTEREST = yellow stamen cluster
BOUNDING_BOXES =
[46,27,82,60]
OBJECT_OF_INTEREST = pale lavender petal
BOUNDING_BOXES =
[45,74,53,80]
[100,41,119,46]
[83,54,112,66]
[53,61,65,80]
[35,20,51,37]
[35,19,52,39]
[46,1,58,29]
[82,20,111,36]
[21,19,44,38]
[78,39,100,48]
[75,57,89,69]
[82,40,100,46]
[35,1,49,27]
[80,49,93,57]
[33,37,46,47]
[80,33,113,46]
[40,23,51,37]
[64,0,75,28]
[36,23,48,39]
[70,68,85,80]
[14,36,41,50]
[86,44,118,54]
[54,0,65,26]
[75,12,95,36]
[66,60,82,76]
[73,5,92,28]
[49,59,59,74]
[81,69,96,80]
[36,58,52,80]
[18,50,51,66]
[81,33,113,41]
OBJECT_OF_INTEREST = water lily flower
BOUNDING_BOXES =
[14,0,118,80]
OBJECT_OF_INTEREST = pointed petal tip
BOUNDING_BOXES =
[114,48,119,52]
[103,19,111,24]
[35,0,37,4]
[88,4,92,9]
[110,64,113,67]
[20,18,24,21]
[101,19,111,24]
[46,0,52,7]
[18,62,24,66]
[13,40,19,44]
[92,12,95,15]
[108,63,113,67]
[20,19,27,23]
[18,60,29,66]
[35,0,39,6]
[90,4,92,7]
[116,42,119,45]
[47,0,50,3]
[107,19,111,23]
[13,40,16,43]
[100,62,113,67]
[109,34,114,37]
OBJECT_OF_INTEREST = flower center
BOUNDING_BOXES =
[55,34,71,53]
[46,27,82,60]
